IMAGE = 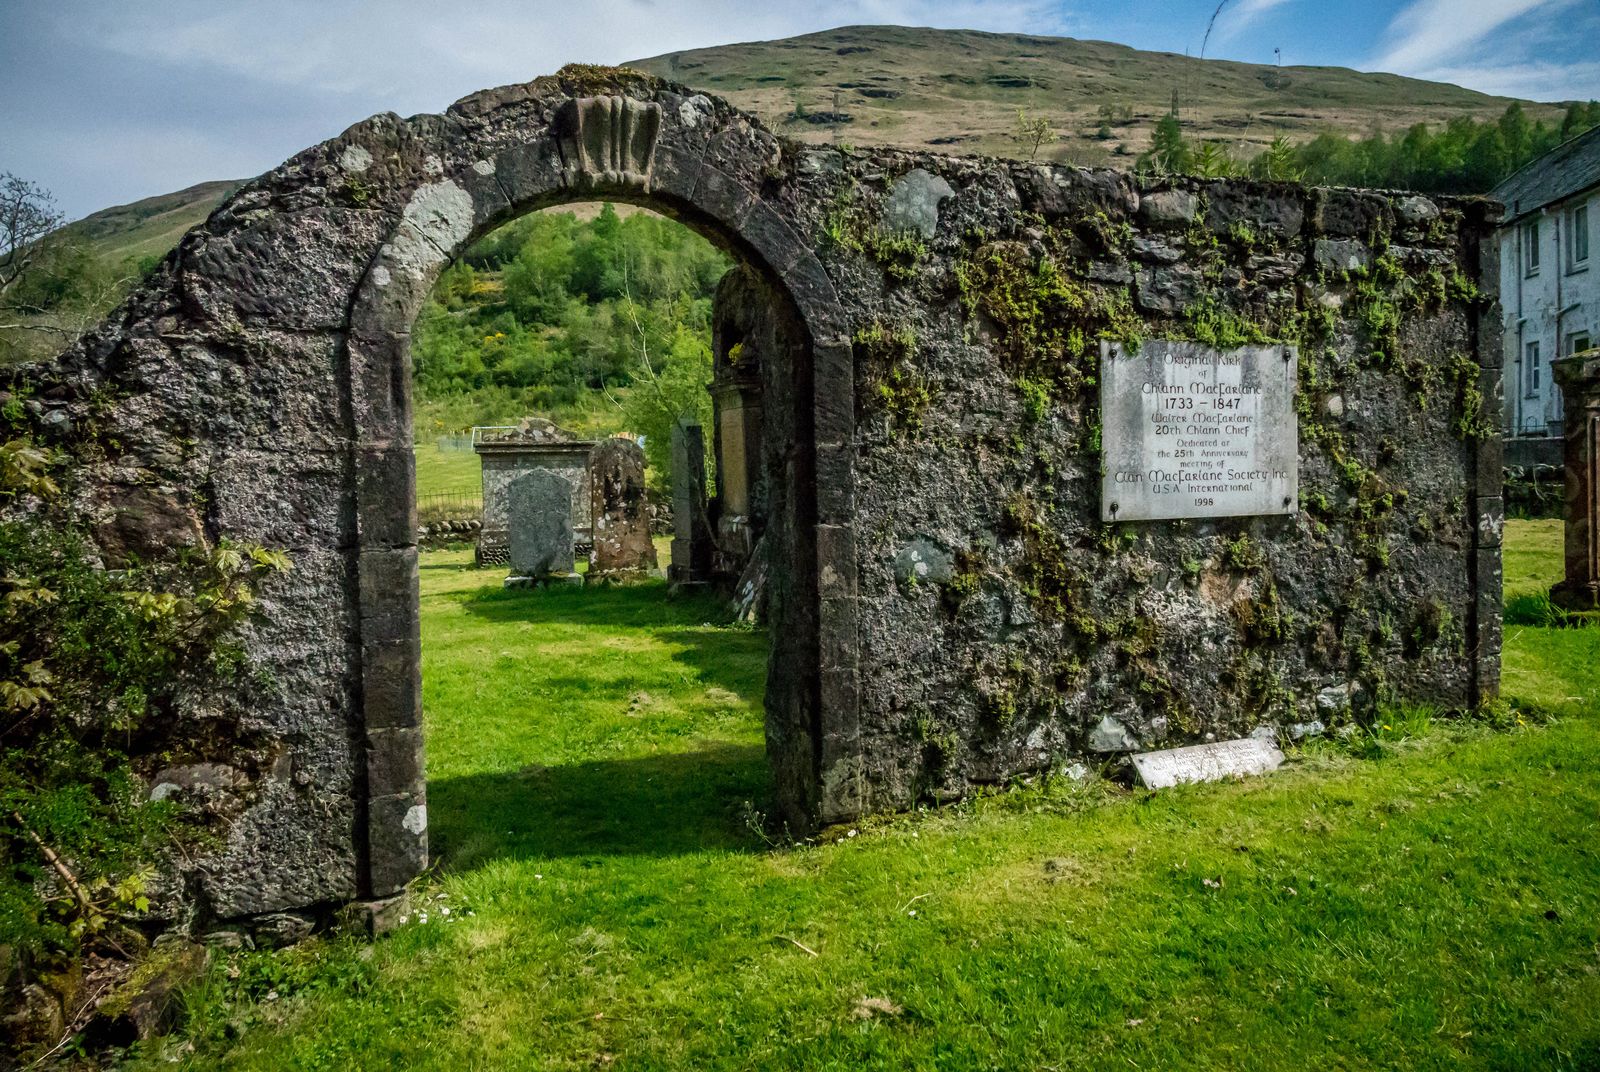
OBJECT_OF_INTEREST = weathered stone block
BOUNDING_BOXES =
[362,635,423,730]
[180,208,391,332]
[366,726,426,799]
[357,547,420,644]
[367,790,428,897]
[509,469,575,577]
[588,438,656,578]
[1139,189,1197,227]
[881,168,955,239]
[348,331,414,448]
[208,447,346,550]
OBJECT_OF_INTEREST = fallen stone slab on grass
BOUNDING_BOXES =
[1131,737,1285,790]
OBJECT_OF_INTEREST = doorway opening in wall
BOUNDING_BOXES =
[409,201,789,868]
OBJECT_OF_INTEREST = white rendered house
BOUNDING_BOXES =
[1494,126,1600,467]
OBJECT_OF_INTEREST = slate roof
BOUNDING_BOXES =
[1493,125,1600,224]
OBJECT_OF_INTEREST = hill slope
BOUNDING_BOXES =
[58,179,242,269]
[630,24,1571,165]
[59,25,1575,268]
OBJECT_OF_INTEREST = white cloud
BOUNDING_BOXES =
[1410,60,1600,104]
[1370,0,1596,102]
[1211,0,1293,45]
[1374,0,1565,73]
[77,0,1075,107]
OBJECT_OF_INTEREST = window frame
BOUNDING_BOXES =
[1569,331,1593,357]
[1524,219,1541,276]
[1569,204,1590,271]
[1525,339,1542,398]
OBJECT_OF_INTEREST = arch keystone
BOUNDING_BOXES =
[555,96,662,190]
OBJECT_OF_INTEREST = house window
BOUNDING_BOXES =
[1526,340,1541,397]
[1571,331,1593,356]
[1570,204,1590,269]
[1524,219,1541,275]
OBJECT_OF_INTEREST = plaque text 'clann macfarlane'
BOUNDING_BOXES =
[1100,340,1298,522]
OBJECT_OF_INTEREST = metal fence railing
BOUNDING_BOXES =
[417,491,483,524]
[435,434,475,453]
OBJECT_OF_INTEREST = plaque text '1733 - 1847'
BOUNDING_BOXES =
[1100,340,1298,522]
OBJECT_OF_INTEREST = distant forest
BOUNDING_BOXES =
[1139,101,1600,189]
[411,205,730,472]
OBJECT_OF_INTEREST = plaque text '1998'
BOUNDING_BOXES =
[1100,340,1298,522]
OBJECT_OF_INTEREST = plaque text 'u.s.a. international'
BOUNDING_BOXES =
[1100,340,1298,522]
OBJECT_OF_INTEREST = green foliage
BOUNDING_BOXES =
[1184,296,1273,349]
[870,230,929,283]
[412,206,728,408]
[1015,377,1051,423]
[0,441,289,961]
[1135,101,1600,193]
[1011,109,1056,161]
[1144,112,1191,175]
[955,240,1139,402]
[855,321,930,433]
[1253,136,1305,183]
[617,310,716,482]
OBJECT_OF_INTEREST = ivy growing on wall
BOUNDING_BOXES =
[0,432,289,967]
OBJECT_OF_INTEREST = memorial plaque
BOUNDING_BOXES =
[1131,737,1285,790]
[1100,340,1298,522]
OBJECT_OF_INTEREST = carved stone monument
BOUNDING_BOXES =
[1100,340,1298,522]
[506,469,576,586]
[588,438,657,580]
[1551,349,1600,610]
[669,423,713,585]
[474,419,594,566]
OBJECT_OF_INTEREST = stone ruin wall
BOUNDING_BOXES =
[806,155,1501,809]
[1,68,1501,928]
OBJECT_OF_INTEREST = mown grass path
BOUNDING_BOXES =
[161,527,1600,1071]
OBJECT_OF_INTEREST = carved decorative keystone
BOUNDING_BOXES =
[554,96,661,190]
[1551,348,1600,610]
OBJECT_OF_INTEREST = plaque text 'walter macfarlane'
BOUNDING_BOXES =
[1100,340,1298,522]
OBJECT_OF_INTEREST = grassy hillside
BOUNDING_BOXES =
[59,24,1573,272]
[631,24,1572,165]
[58,179,241,270]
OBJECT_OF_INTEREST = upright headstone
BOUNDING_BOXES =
[669,423,714,585]
[473,419,594,566]
[506,469,575,585]
[588,438,657,580]
[1551,349,1600,610]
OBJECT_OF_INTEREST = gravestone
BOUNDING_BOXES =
[669,423,713,585]
[1100,340,1298,522]
[474,421,594,566]
[1131,737,1285,789]
[506,469,575,585]
[1551,348,1600,610]
[588,438,657,580]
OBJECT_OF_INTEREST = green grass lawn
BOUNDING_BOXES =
[414,445,483,499]
[150,522,1600,1071]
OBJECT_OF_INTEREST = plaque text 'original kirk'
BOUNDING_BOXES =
[1100,340,1298,522]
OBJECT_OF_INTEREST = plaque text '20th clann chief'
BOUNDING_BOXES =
[1100,340,1298,522]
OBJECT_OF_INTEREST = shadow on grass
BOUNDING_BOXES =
[428,578,772,868]
[1505,591,1600,628]
[428,743,769,869]
[458,577,734,629]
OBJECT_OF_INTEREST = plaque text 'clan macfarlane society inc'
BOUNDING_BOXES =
[1100,340,1298,522]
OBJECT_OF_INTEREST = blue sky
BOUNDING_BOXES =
[0,0,1592,222]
